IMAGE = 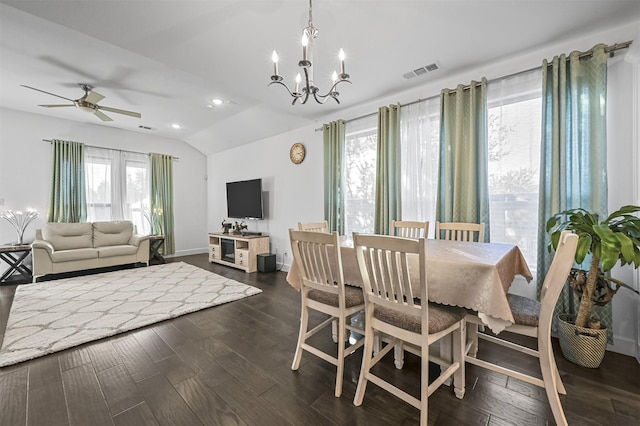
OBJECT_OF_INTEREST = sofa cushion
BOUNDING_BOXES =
[50,248,99,262]
[93,221,134,248]
[97,245,138,258]
[41,222,93,251]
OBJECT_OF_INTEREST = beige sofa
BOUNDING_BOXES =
[32,220,150,282]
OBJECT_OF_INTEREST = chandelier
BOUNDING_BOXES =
[269,0,351,105]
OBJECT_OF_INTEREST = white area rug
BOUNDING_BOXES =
[0,262,262,367]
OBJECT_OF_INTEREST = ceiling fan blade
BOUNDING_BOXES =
[21,85,74,102]
[85,90,105,104]
[39,104,75,108]
[98,105,141,118]
[93,110,113,122]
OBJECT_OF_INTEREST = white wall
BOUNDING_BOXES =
[0,108,208,257]
[607,57,638,357]
[206,21,640,356]
[207,123,323,268]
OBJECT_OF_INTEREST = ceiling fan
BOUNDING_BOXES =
[21,83,141,122]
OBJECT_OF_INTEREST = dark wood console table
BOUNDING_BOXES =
[0,244,32,283]
[149,235,165,264]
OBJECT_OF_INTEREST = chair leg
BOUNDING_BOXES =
[550,351,567,395]
[539,338,568,426]
[467,322,479,357]
[453,321,466,399]
[373,334,380,356]
[354,324,375,406]
[335,316,346,397]
[331,319,338,343]
[420,342,429,426]
[291,303,309,371]
[394,342,405,369]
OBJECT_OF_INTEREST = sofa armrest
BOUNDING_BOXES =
[129,234,150,247]
[32,239,55,253]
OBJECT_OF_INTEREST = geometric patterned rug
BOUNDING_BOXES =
[0,262,261,367]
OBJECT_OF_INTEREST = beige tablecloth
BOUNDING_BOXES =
[286,239,532,333]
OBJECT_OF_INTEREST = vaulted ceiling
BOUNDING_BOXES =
[1,0,638,155]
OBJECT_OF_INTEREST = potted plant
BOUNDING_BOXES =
[546,205,640,368]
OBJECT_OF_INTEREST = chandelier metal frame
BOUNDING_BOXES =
[269,0,351,105]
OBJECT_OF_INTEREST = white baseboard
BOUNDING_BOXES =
[278,261,291,273]
[608,335,638,358]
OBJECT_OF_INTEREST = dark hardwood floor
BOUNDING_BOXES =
[0,254,638,425]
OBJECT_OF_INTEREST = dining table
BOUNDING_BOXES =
[286,236,533,334]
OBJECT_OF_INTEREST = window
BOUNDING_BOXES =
[399,98,440,237]
[344,114,378,235]
[85,147,150,233]
[487,69,542,272]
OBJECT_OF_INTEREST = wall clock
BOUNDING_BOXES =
[290,142,305,164]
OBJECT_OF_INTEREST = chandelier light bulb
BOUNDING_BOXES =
[301,32,309,61]
[272,50,279,76]
[332,71,338,83]
[338,48,346,75]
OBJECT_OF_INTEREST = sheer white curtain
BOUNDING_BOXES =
[344,114,378,235]
[85,147,149,233]
[486,68,542,272]
[399,98,440,237]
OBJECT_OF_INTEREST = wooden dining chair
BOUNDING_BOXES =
[435,221,485,242]
[297,220,329,233]
[465,231,578,426]
[391,220,429,239]
[352,233,466,425]
[288,229,365,398]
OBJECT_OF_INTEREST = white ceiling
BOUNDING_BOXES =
[1,0,639,155]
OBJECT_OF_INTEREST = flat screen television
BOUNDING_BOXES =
[226,178,264,219]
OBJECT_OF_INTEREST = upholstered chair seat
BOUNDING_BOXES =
[506,293,541,327]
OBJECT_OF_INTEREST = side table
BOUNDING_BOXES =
[0,244,33,283]
[149,235,165,264]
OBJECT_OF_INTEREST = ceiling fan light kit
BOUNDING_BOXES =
[21,83,141,122]
[269,0,351,105]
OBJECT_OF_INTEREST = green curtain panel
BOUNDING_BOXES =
[374,104,401,235]
[436,78,490,240]
[323,120,346,234]
[537,44,610,338]
[47,139,87,223]
[150,153,175,255]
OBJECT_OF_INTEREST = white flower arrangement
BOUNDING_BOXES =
[1,209,38,245]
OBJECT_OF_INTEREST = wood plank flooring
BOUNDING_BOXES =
[1,254,638,425]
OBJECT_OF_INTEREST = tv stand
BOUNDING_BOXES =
[208,233,269,273]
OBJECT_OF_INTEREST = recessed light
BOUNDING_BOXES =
[211,98,224,105]
[171,123,182,129]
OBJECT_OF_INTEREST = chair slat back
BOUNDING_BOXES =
[539,231,578,331]
[435,221,485,242]
[391,220,429,239]
[289,229,342,295]
[353,234,426,315]
[298,221,330,233]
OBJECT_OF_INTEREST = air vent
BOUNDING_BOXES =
[403,62,439,80]
[138,125,153,130]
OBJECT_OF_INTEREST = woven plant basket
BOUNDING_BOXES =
[557,314,607,368]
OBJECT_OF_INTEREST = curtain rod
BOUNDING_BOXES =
[42,139,179,160]
[315,40,632,131]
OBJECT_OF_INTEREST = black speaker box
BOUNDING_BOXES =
[257,253,276,273]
